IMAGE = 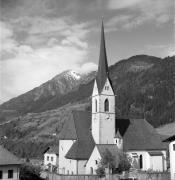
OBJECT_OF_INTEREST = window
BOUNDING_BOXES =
[8,170,13,179]
[95,160,98,164]
[105,86,109,90]
[90,167,93,174]
[95,99,97,112]
[51,157,53,161]
[0,171,2,179]
[47,156,49,161]
[139,155,143,169]
[116,139,117,143]
[173,144,175,151]
[104,99,109,112]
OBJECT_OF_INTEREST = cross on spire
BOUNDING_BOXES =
[96,19,109,93]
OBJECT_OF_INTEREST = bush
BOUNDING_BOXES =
[116,153,131,173]
[96,150,131,176]
[20,163,44,180]
[96,165,105,177]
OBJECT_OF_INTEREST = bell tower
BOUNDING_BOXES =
[91,20,115,144]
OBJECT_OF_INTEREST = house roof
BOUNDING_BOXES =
[60,110,167,160]
[65,111,95,160]
[44,145,59,155]
[163,135,175,142]
[148,151,163,156]
[0,145,22,166]
[96,144,119,167]
[96,20,109,93]
[116,118,167,151]
[59,112,77,140]
[115,129,122,138]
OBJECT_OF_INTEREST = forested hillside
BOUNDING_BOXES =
[0,55,174,158]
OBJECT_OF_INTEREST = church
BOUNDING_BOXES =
[45,21,168,175]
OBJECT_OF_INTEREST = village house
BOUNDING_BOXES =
[44,145,59,171]
[50,21,168,175]
[0,145,21,180]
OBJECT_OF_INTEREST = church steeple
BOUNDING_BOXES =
[91,20,115,144]
[96,20,109,93]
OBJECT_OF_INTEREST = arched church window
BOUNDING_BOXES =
[139,155,143,169]
[104,99,109,112]
[95,99,97,112]
[90,167,93,174]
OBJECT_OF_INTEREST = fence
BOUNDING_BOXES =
[46,172,170,180]
[119,171,170,180]
[47,173,101,180]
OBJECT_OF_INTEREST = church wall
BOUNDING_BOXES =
[77,160,86,174]
[127,151,151,170]
[101,78,114,96]
[59,140,76,174]
[127,150,167,172]
[162,150,167,171]
[91,78,115,144]
[150,156,163,171]
[92,113,100,144]
[85,146,101,175]
[92,80,98,97]
[99,112,115,144]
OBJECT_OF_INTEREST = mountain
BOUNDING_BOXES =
[0,70,95,122]
[0,55,174,158]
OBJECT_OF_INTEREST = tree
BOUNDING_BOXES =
[20,163,44,180]
[96,150,131,177]
[96,149,117,177]
[116,152,131,173]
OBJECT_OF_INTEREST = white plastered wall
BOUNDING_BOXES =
[44,153,58,166]
[85,146,101,175]
[91,79,115,144]
[0,165,20,180]
[127,150,167,171]
[127,151,151,170]
[77,160,87,174]
[59,140,76,174]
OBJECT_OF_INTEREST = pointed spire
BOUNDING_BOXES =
[115,129,122,139]
[96,19,109,93]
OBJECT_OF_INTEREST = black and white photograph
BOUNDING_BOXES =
[0,0,175,180]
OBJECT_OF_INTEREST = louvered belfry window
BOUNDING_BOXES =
[95,99,97,112]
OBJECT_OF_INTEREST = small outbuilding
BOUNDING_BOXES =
[0,145,22,180]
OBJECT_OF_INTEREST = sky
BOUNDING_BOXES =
[0,0,174,104]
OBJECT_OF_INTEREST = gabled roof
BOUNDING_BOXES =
[65,111,95,160]
[59,112,77,140]
[116,118,167,151]
[0,145,22,166]
[65,136,95,160]
[115,129,122,138]
[96,144,119,157]
[44,145,59,155]
[96,20,109,93]
[163,135,175,142]
[96,144,119,167]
